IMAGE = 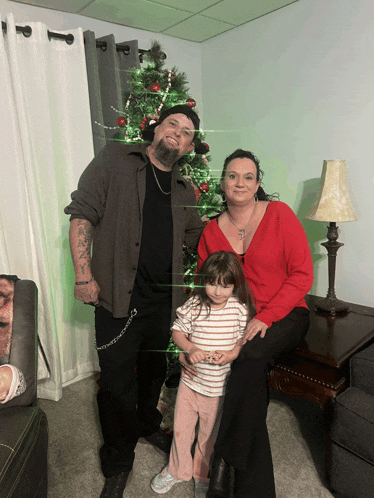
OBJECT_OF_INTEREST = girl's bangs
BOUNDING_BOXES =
[206,269,234,287]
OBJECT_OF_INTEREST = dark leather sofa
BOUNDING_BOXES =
[0,277,48,498]
[327,342,374,498]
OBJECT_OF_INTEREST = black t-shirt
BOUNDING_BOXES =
[129,160,173,312]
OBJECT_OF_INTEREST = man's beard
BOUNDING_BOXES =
[153,138,181,167]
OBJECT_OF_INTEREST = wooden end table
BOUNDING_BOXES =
[267,294,374,409]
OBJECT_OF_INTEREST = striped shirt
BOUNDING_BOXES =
[172,296,248,397]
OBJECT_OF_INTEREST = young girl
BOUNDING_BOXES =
[151,251,254,497]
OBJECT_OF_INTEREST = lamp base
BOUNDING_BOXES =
[315,296,349,315]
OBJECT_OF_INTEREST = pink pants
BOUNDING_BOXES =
[168,381,224,482]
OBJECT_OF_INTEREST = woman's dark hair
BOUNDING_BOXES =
[193,251,255,323]
[220,148,278,202]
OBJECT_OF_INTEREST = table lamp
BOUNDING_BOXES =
[305,160,357,314]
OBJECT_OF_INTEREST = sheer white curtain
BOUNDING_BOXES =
[0,13,99,400]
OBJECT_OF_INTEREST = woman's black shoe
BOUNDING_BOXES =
[100,470,131,498]
[207,455,231,498]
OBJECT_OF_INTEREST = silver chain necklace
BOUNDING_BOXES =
[151,162,171,195]
[227,204,257,240]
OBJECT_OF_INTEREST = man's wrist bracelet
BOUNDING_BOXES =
[75,277,95,286]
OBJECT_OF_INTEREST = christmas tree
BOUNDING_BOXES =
[112,41,223,379]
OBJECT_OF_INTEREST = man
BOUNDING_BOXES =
[64,105,204,497]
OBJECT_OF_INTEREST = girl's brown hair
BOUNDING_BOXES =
[193,251,255,322]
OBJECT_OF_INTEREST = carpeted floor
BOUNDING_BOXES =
[38,373,338,498]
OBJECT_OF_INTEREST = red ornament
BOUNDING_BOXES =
[199,182,210,193]
[186,98,196,108]
[117,116,127,127]
[194,188,200,203]
[202,142,210,152]
[150,82,162,92]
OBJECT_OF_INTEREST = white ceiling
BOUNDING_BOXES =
[11,0,299,42]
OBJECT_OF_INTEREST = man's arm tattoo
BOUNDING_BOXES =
[72,219,93,276]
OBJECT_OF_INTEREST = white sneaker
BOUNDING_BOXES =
[151,468,183,494]
[194,478,209,498]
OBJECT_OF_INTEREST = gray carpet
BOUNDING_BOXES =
[38,374,337,498]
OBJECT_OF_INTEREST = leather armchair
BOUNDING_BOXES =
[327,343,374,498]
[0,278,48,498]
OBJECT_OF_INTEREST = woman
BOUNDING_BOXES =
[183,149,314,498]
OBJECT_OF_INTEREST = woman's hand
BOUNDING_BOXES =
[179,352,197,379]
[243,318,268,343]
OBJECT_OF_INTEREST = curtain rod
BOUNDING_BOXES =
[2,21,74,44]
[1,21,167,60]
[95,40,166,61]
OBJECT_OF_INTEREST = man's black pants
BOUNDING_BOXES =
[214,307,310,498]
[95,305,171,478]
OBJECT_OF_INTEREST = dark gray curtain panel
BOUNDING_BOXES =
[84,32,140,155]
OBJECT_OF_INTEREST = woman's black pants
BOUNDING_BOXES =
[95,305,171,478]
[214,307,310,498]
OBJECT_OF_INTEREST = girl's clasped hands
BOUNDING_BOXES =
[187,345,242,366]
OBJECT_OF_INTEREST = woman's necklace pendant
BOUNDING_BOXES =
[226,205,256,240]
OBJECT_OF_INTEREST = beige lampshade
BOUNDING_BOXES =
[306,160,357,222]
